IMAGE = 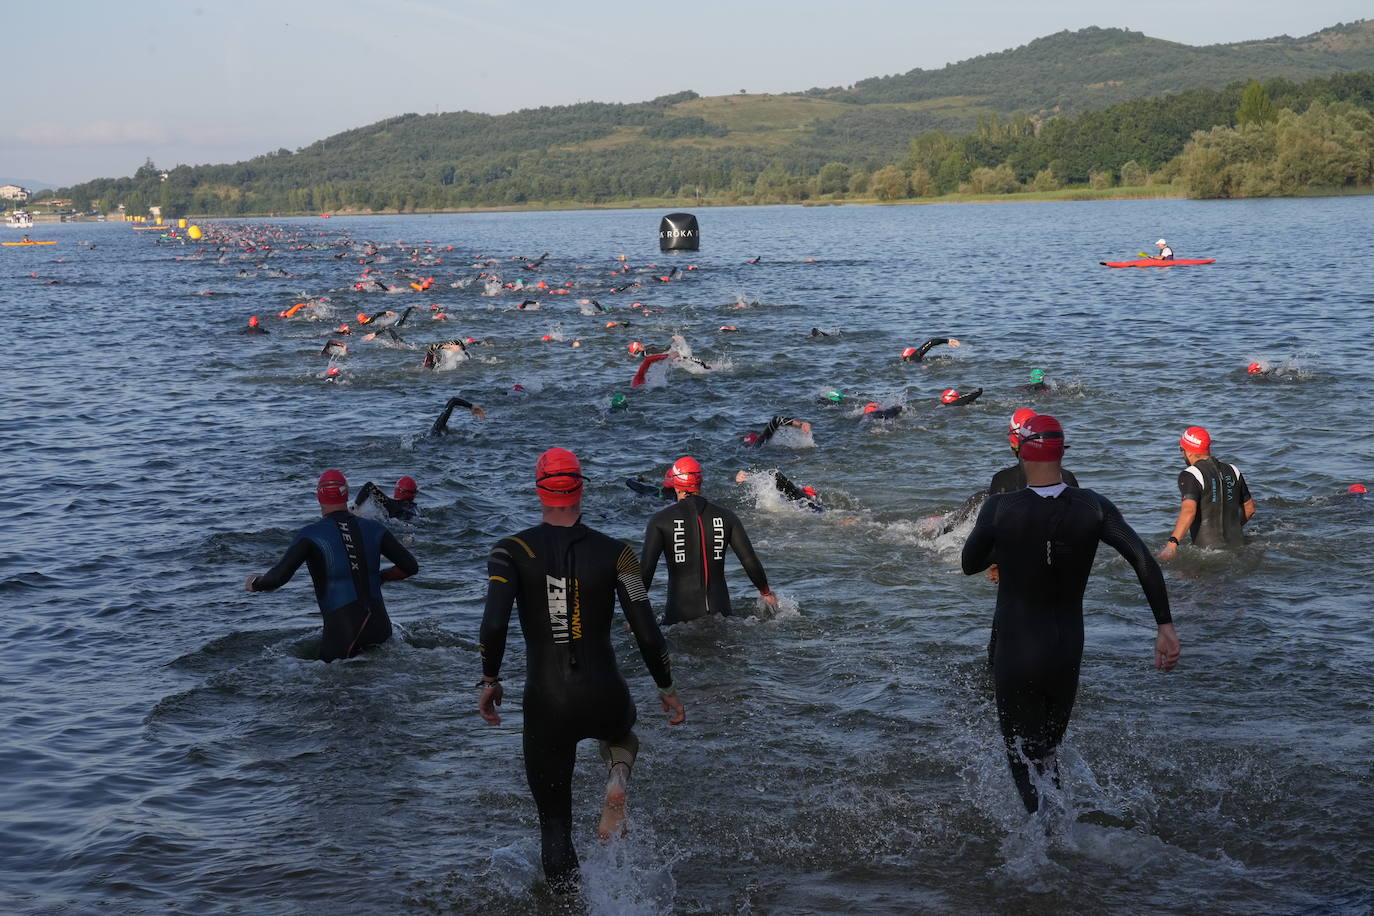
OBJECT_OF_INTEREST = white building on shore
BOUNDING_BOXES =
[1,184,31,201]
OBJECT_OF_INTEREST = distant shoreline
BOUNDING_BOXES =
[33,183,1374,223]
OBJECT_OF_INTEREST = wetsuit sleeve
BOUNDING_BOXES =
[728,516,770,592]
[961,496,998,574]
[478,540,519,679]
[355,482,381,509]
[916,338,950,359]
[1178,469,1202,502]
[428,403,456,437]
[379,529,418,581]
[1062,469,1079,487]
[1234,467,1252,504]
[773,471,806,502]
[1097,495,1173,625]
[615,546,673,689]
[253,535,313,591]
[640,517,664,590]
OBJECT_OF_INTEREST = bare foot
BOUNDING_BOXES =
[597,763,629,840]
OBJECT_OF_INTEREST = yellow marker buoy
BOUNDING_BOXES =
[187,225,202,240]
[178,218,187,228]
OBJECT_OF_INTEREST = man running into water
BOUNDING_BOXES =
[902,337,961,362]
[642,457,777,623]
[478,448,685,894]
[428,395,486,436]
[742,416,812,447]
[354,476,419,521]
[961,415,1178,815]
[1158,426,1255,560]
[245,470,418,662]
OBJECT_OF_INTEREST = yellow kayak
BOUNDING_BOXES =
[3,240,57,246]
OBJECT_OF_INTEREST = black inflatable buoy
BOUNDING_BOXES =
[659,212,699,251]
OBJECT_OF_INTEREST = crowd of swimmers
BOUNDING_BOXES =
[200,222,1364,898]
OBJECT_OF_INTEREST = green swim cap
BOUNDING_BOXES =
[825,389,844,403]
[1029,368,1045,384]
[610,393,628,410]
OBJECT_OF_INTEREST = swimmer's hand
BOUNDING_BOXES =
[1157,541,1178,562]
[244,574,258,592]
[948,339,961,347]
[987,564,1000,584]
[470,405,486,419]
[661,691,686,726]
[478,680,503,725]
[799,422,812,435]
[734,470,749,484]
[759,588,778,610]
[1154,623,1180,671]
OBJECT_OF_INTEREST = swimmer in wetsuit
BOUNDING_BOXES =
[428,395,486,436]
[354,475,419,521]
[862,402,903,420]
[742,415,812,447]
[1019,368,1049,393]
[478,448,685,894]
[961,416,1179,815]
[246,470,418,662]
[1158,426,1255,560]
[243,316,269,335]
[902,338,961,362]
[734,468,822,512]
[642,457,777,623]
[940,388,983,406]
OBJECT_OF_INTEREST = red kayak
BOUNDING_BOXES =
[1100,258,1216,268]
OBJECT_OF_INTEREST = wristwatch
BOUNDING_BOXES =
[1166,536,1180,545]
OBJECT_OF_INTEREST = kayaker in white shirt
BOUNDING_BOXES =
[1152,239,1174,260]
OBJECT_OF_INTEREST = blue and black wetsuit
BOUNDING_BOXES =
[252,510,418,661]
[480,522,673,893]
[641,495,770,624]
[961,486,1170,814]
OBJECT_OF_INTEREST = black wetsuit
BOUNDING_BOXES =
[641,494,770,623]
[990,463,1079,495]
[480,522,672,892]
[752,470,822,512]
[252,510,418,661]
[428,396,478,436]
[243,324,269,336]
[942,388,983,406]
[354,482,417,521]
[961,486,1170,814]
[749,416,799,448]
[1178,458,1252,548]
[1019,381,1050,393]
[626,476,674,500]
[864,406,903,420]
[904,338,954,362]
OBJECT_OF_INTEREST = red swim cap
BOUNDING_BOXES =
[864,402,880,414]
[317,469,348,504]
[248,316,259,327]
[536,447,585,506]
[394,476,418,499]
[664,456,703,493]
[1016,414,1067,462]
[1349,483,1367,494]
[1247,362,1263,374]
[941,389,959,404]
[629,342,644,355]
[801,486,817,499]
[325,367,341,378]
[901,347,918,360]
[742,432,760,446]
[1180,426,1211,455]
[1009,408,1037,448]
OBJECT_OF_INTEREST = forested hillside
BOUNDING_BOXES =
[51,21,1374,214]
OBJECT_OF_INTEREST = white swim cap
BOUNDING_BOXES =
[1156,239,1167,246]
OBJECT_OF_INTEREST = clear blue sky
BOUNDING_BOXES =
[4,0,1368,187]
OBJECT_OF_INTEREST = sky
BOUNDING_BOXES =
[4,0,1369,188]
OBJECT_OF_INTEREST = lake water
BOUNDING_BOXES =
[2,198,1371,914]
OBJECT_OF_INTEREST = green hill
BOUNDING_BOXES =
[56,20,1374,214]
